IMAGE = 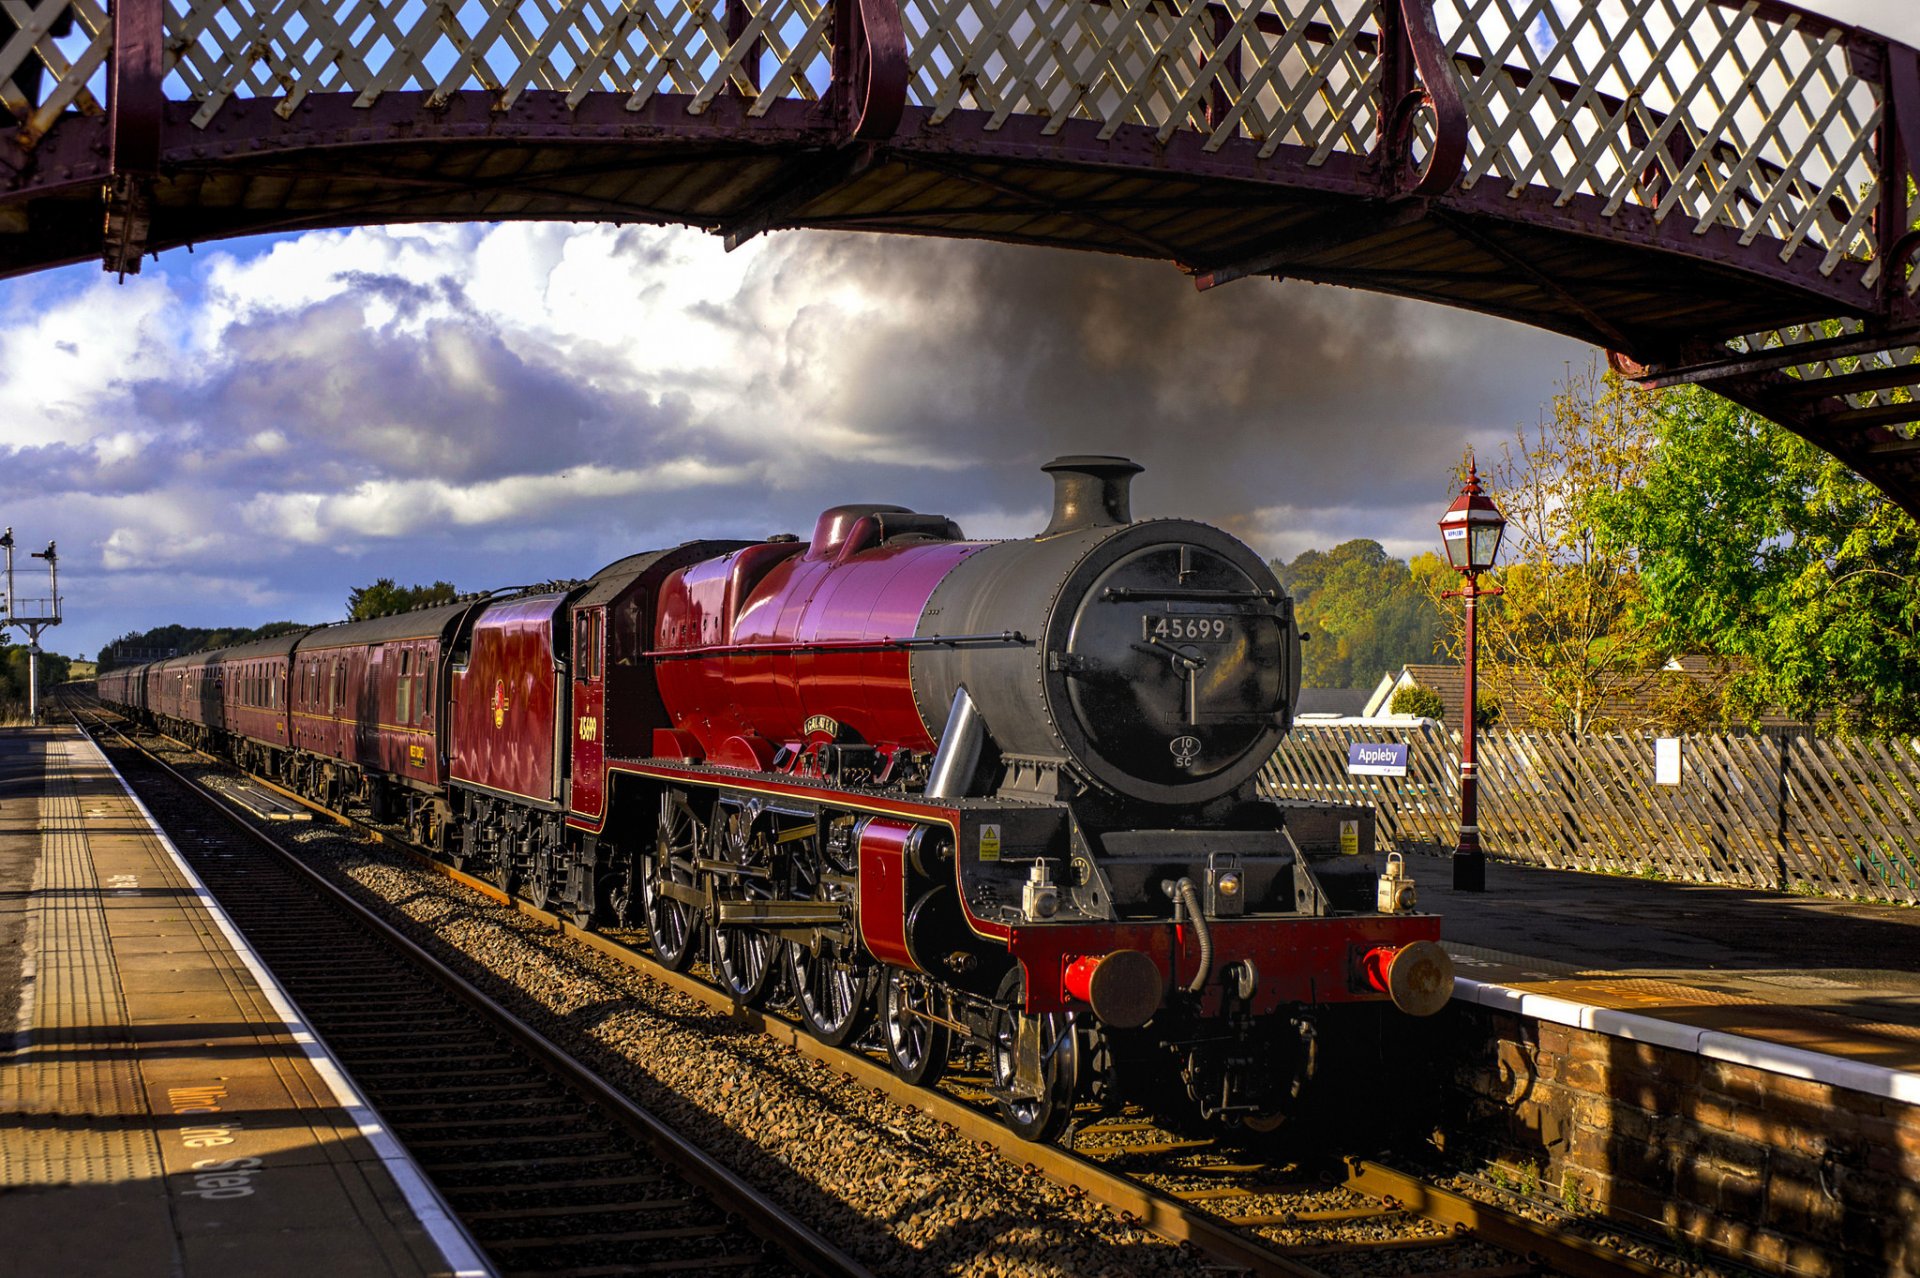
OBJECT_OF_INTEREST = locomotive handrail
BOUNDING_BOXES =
[645,631,1031,659]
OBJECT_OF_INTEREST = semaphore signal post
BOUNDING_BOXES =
[1,528,61,724]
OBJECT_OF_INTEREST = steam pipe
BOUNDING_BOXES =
[1164,876,1213,993]
[924,685,985,799]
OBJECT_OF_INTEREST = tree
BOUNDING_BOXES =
[0,644,71,718]
[1274,540,1443,689]
[346,579,458,620]
[1462,361,1664,734]
[1586,386,1920,735]
[98,621,306,670]
[1389,684,1444,720]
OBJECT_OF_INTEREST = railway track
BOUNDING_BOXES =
[81,698,1715,1278]
[74,707,867,1278]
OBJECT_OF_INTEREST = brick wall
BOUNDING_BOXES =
[1441,1005,1920,1274]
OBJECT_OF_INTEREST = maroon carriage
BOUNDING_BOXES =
[206,631,304,773]
[288,602,481,830]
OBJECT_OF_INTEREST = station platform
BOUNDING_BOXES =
[0,726,486,1277]
[1428,855,1920,1101]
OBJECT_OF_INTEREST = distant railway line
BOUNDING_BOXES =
[72,691,1718,1278]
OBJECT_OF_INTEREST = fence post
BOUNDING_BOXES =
[1775,734,1791,889]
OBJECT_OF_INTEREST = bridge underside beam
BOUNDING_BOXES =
[1,94,1916,515]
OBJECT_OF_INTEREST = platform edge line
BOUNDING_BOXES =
[1455,976,1920,1106]
[85,731,496,1278]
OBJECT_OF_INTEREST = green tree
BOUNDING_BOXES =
[1274,540,1443,688]
[346,579,458,620]
[1586,386,1920,735]
[98,621,306,670]
[0,645,72,718]
[1389,684,1444,720]
[1465,361,1664,734]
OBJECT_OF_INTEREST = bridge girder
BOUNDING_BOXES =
[1,0,1917,514]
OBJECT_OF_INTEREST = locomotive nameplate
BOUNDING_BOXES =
[1142,614,1238,643]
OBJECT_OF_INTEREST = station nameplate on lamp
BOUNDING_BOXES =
[1655,737,1682,786]
[1347,742,1409,777]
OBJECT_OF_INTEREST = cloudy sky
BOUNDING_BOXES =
[3,0,1916,662]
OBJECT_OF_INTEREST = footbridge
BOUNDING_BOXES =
[3,0,1918,510]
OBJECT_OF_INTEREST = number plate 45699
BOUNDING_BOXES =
[1143,614,1236,643]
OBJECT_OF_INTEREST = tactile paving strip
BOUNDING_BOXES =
[0,737,165,1184]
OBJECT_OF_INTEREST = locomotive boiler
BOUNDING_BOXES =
[632,454,1451,1137]
[101,455,1453,1142]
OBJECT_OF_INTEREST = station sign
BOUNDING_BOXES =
[1347,742,1409,777]
[1655,737,1682,786]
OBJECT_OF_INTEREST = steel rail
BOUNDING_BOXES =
[72,708,872,1278]
[87,703,1323,1276]
[88,697,1680,1278]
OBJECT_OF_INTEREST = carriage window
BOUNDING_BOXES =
[417,665,432,724]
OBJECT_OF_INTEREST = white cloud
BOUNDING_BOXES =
[0,221,1585,659]
[0,275,180,449]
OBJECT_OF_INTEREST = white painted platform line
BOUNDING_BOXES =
[88,731,496,1278]
[1453,975,1920,1107]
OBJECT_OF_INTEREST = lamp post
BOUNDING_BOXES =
[1438,459,1506,892]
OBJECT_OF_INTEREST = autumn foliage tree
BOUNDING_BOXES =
[1456,361,1665,734]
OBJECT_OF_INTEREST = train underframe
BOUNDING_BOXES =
[136,710,1414,1141]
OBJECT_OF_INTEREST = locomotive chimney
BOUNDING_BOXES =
[1040,455,1144,537]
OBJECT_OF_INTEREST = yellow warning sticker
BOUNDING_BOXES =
[1339,819,1360,855]
[979,824,1002,862]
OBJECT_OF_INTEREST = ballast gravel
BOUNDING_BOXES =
[282,828,1204,1278]
[154,742,1727,1278]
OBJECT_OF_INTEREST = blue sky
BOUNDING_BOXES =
[3,1,1915,662]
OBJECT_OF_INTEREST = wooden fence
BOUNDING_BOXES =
[1262,724,1920,905]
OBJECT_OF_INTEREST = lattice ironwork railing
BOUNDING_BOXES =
[0,0,110,135]
[0,0,1900,237]
[1434,0,1883,287]
[897,0,1381,159]
[159,0,835,119]
[0,0,836,130]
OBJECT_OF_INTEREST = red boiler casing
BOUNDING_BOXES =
[653,507,982,766]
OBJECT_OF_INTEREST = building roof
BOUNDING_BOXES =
[1365,658,1809,733]
[1296,687,1372,717]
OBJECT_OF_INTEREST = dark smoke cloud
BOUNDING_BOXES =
[722,232,1583,546]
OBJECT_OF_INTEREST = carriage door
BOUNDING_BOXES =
[570,606,606,821]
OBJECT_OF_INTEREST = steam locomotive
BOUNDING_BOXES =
[99,456,1452,1140]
